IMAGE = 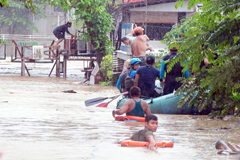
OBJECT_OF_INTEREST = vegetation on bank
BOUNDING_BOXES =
[163,0,240,118]
[100,54,113,86]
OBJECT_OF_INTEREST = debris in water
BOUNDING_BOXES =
[62,90,77,93]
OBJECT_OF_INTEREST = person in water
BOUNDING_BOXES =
[112,86,151,117]
[134,55,161,98]
[131,114,158,149]
[216,140,240,155]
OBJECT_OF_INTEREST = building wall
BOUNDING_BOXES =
[130,11,178,23]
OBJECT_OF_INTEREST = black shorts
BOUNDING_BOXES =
[53,31,64,39]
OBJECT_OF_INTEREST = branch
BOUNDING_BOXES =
[71,0,79,8]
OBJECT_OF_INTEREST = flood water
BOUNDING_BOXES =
[0,61,240,160]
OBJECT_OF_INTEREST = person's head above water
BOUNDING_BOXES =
[145,114,158,132]
[129,86,141,97]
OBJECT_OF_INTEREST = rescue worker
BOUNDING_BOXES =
[116,58,142,93]
[116,59,131,92]
[134,55,161,98]
[160,46,189,95]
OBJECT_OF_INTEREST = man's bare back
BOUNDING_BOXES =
[131,35,149,57]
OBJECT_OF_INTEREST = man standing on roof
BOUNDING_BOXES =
[160,46,189,95]
[131,114,158,149]
[134,55,161,98]
[112,86,151,117]
[53,22,75,47]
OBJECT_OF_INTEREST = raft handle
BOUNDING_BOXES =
[150,98,153,104]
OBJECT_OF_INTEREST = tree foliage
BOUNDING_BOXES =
[0,0,46,34]
[163,0,240,118]
[100,53,113,85]
[50,0,115,66]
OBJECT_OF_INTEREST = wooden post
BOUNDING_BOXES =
[21,46,25,76]
[63,54,67,78]
[56,48,60,77]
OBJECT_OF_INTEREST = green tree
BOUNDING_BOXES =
[163,0,240,118]
[0,0,46,34]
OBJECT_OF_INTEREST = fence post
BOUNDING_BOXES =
[56,48,60,77]
[21,46,25,76]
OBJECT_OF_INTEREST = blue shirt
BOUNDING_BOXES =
[136,65,160,94]
[160,53,189,80]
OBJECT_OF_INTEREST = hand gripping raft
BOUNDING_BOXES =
[121,140,174,147]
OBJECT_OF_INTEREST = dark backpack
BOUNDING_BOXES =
[120,71,128,92]
[125,70,134,91]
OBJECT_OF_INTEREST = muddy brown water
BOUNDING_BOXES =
[0,62,240,160]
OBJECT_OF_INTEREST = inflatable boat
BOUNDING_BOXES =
[116,92,198,115]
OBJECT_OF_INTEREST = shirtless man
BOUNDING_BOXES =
[131,27,151,66]
[121,26,154,52]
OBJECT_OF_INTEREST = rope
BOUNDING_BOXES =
[86,145,98,160]
[194,120,240,160]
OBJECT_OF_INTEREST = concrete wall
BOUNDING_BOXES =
[130,12,178,23]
